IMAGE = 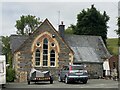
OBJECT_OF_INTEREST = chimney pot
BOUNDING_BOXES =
[61,21,63,25]
[59,21,65,39]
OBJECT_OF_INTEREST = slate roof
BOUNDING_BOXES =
[10,19,73,54]
[64,34,111,63]
[10,19,111,63]
[10,34,110,63]
[10,35,28,53]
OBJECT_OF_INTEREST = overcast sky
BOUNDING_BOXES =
[0,1,119,38]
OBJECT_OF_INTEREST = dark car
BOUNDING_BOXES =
[58,65,88,84]
[27,68,53,84]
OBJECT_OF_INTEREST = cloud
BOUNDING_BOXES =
[1,2,118,38]
[1,0,119,2]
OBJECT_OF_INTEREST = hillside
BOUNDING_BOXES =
[107,38,118,55]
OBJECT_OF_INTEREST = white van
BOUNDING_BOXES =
[0,55,6,87]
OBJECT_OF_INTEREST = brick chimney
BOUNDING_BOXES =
[59,21,65,39]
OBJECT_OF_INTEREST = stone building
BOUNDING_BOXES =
[10,19,110,82]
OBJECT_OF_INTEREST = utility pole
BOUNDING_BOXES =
[58,11,60,25]
[118,2,120,89]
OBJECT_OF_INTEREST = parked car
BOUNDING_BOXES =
[27,68,53,84]
[58,65,88,84]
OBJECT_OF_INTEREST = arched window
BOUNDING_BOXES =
[50,50,55,66]
[43,38,48,66]
[35,49,40,66]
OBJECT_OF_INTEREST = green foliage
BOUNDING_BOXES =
[116,17,120,35]
[2,36,12,67]
[2,36,15,82]
[15,15,41,35]
[6,67,15,82]
[1,36,15,82]
[107,38,118,55]
[65,26,74,34]
[115,17,120,46]
[72,5,109,45]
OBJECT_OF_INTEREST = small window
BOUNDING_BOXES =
[44,38,48,44]
[43,38,48,66]
[50,50,55,66]
[51,43,55,47]
[36,42,41,47]
[35,49,40,66]
[52,34,55,38]
[43,50,48,54]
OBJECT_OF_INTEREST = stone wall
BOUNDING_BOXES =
[14,20,73,82]
[73,62,103,79]
[85,63,103,78]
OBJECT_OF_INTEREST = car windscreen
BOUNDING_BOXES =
[71,66,84,70]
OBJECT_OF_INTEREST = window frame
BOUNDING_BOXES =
[35,49,40,66]
[50,50,55,67]
[43,38,48,66]
[36,42,41,47]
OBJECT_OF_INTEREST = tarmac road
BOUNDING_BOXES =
[2,79,118,89]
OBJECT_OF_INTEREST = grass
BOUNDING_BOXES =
[106,38,118,55]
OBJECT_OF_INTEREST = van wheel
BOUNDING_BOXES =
[2,84,5,88]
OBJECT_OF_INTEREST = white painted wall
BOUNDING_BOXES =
[103,59,110,76]
[0,55,6,85]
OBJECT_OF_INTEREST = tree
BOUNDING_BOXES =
[15,15,41,35]
[115,17,120,46]
[2,36,15,82]
[65,25,74,34]
[71,5,109,45]
[2,36,12,67]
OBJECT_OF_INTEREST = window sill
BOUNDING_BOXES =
[34,66,56,67]
[35,65,41,67]
[50,66,56,67]
[42,66,48,67]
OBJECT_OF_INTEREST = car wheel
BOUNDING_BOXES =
[65,77,69,84]
[50,80,53,84]
[50,76,53,84]
[58,76,62,82]
[28,81,30,85]
[82,80,87,84]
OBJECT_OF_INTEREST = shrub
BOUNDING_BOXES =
[6,67,15,82]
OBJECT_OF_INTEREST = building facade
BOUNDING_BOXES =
[10,19,110,82]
